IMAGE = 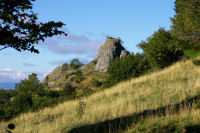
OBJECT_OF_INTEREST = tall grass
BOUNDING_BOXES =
[0,58,200,133]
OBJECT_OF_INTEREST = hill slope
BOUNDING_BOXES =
[0,58,200,133]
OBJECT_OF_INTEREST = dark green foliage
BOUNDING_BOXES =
[62,63,69,73]
[193,59,200,66]
[0,89,16,104]
[32,96,57,111]
[0,109,5,119]
[183,43,200,58]
[12,93,33,113]
[74,70,84,83]
[91,79,102,87]
[45,90,60,98]
[62,83,76,98]
[76,87,94,98]
[15,73,45,96]
[138,28,184,68]
[104,54,150,87]
[0,0,66,53]
[70,58,83,69]
[171,0,200,43]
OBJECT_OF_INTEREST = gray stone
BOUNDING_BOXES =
[94,36,129,72]
[120,50,130,58]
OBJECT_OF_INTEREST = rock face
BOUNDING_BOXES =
[94,36,129,72]
[120,50,130,58]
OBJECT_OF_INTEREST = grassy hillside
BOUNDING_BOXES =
[0,58,200,133]
[43,61,107,93]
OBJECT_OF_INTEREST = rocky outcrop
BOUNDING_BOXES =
[94,37,129,72]
[120,50,130,58]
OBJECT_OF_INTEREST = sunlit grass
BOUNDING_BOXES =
[0,58,200,133]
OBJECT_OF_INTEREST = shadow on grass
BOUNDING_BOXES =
[67,94,200,133]
[185,124,200,133]
[193,59,200,66]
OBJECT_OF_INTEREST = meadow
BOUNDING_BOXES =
[0,58,200,133]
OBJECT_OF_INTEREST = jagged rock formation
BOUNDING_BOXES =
[120,50,130,58]
[42,36,129,90]
[94,36,129,72]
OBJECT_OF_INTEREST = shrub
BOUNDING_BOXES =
[138,28,184,68]
[74,70,84,83]
[70,58,83,69]
[32,96,57,111]
[12,93,33,113]
[45,90,60,98]
[61,63,69,73]
[76,100,86,119]
[104,53,150,87]
[62,83,76,98]
[91,79,102,87]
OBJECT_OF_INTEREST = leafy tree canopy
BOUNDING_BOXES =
[171,0,200,43]
[15,73,45,96]
[104,53,150,87]
[138,28,184,68]
[0,0,67,53]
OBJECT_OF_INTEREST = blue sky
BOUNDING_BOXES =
[0,0,175,86]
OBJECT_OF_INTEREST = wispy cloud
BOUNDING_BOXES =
[23,63,37,67]
[41,30,103,58]
[49,60,67,66]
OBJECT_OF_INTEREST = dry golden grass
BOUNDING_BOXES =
[0,58,200,133]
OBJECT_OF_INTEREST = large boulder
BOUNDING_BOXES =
[94,36,129,72]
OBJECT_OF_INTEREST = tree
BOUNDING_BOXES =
[75,70,84,83]
[171,0,200,43]
[15,73,45,96]
[62,83,76,98]
[12,93,33,113]
[104,54,150,87]
[70,58,83,69]
[138,28,184,68]
[0,0,67,53]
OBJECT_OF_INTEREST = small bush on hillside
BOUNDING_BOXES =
[76,100,86,119]
[62,83,76,98]
[74,70,84,83]
[62,63,69,73]
[91,79,102,87]
[70,58,83,69]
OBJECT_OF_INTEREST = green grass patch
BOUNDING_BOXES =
[183,44,200,58]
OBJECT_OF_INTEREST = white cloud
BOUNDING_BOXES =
[4,68,12,72]
[0,68,47,83]
[0,69,27,83]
